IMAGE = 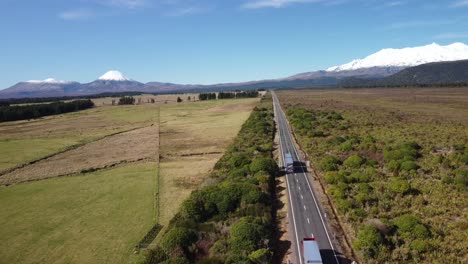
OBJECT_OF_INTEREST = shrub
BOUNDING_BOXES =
[320,156,341,171]
[350,172,370,183]
[394,214,430,239]
[353,225,383,259]
[344,154,364,168]
[228,219,261,253]
[336,198,353,212]
[249,157,277,175]
[410,239,430,253]
[340,141,353,152]
[248,248,271,264]
[325,171,339,184]
[387,160,400,174]
[400,160,419,171]
[160,227,197,253]
[389,178,411,194]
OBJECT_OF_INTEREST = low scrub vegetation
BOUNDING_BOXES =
[146,97,277,263]
[283,96,467,264]
[0,99,94,122]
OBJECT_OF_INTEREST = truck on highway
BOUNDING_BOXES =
[303,237,323,264]
[285,152,294,173]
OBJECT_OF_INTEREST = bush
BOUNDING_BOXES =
[344,154,364,168]
[324,171,339,184]
[228,219,262,253]
[160,227,197,253]
[410,239,430,253]
[387,160,400,174]
[394,214,430,239]
[320,156,341,171]
[389,178,411,194]
[340,141,353,152]
[400,160,419,171]
[353,225,383,259]
[249,157,277,175]
[248,248,271,264]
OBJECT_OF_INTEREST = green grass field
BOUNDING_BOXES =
[0,162,157,264]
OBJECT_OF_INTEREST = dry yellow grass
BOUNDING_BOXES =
[0,125,158,185]
[0,104,159,173]
[158,98,259,224]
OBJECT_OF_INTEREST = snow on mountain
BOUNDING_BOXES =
[327,42,468,72]
[26,78,71,84]
[98,70,131,81]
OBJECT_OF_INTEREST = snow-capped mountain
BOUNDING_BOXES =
[98,70,131,81]
[327,42,468,72]
[26,78,72,84]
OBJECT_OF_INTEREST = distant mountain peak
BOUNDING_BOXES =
[98,70,130,81]
[26,78,71,84]
[327,42,468,72]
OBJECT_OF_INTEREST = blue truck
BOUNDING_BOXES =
[303,237,323,264]
[285,153,294,173]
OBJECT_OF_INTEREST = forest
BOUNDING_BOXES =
[0,99,94,122]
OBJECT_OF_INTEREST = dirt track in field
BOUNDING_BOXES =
[0,125,158,185]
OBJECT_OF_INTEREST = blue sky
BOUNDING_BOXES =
[1,0,468,88]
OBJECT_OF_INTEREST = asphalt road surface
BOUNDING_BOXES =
[272,92,342,264]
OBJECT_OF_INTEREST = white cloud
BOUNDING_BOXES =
[100,0,147,9]
[58,9,95,20]
[242,0,323,9]
[452,0,468,7]
[165,6,209,16]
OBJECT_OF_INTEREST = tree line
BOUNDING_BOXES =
[200,91,260,101]
[0,99,94,122]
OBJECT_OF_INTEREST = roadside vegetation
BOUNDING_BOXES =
[279,88,467,263]
[147,96,278,264]
[0,99,94,122]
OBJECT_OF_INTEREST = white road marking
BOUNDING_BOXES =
[304,205,307,211]
[307,218,310,224]
[301,194,303,200]
[298,186,301,190]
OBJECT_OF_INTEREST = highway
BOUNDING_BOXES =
[272,92,341,264]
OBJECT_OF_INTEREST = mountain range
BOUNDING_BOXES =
[1,42,468,99]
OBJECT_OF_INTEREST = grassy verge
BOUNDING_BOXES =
[278,88,467,263]
[146,96,278,264]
